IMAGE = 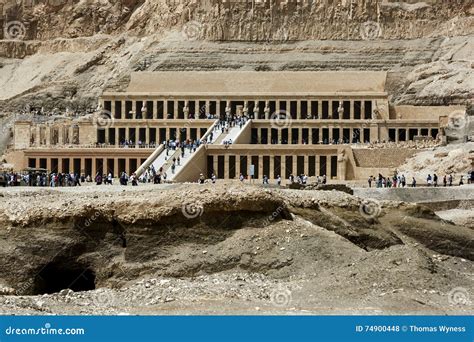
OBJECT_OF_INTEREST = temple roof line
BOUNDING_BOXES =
[118,71,388,96]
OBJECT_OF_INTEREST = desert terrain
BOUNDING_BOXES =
[0,183,472,315]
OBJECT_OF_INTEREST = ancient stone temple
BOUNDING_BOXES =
[10,71,464,182]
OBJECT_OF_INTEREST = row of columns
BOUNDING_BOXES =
[101,127,208,145]
[209,154,338,180]
[29,157,141,177]
[392,128,438,142]
[105,99,373,120]
[254,126,372,144]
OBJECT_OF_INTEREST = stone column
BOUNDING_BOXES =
[205,100,210,118]
[58,158,63,173]
[327,155,332,179]
[77,157,83,175]
[318,101,323,119]
[350,100,354,120]
[174,101,179,120]
[267,128,271,145]
[281,156,286,180]
[315,155,320,176]
[292,156,297,175]
[111,101,116,119]
[309,127,313,144]
[92,158,97,177]
[121,101,126,120]
[277,129,281,144]
[153,101,158,120]
[236,156,241,177]
[395,128,399,143]
[132,100,137,119]
[304,155,309,175]
[258,155,263,179]
[370,123,378,142]
[125,127,130,142]
[298,128,302,144]
[289,129,293,145]
[115,128,119,146]
[46,158,51,173]
[144,128,149,145]
[125,158,130,175]
[297,100,302,119]
[257,128,261,144]
[269,155,275,179]
[164,100,168,119]
[114,158,119,178]
[105,128,110,145]
[328,125,333,143]
[224,154,229,179]
[213,156,218,176]
[361,101,366,120]
[308,101,312,118]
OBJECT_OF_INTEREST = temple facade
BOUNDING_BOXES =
[9,71,464,182]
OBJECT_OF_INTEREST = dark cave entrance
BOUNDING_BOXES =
[33,261,96,294]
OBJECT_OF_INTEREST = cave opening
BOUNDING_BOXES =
[33,261,96,295]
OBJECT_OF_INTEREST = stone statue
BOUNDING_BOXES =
[184,101,189,118]
[337,149,348,180]
[254,104,259,119]
[264,101,270,119]
[225,101,231,118]
[338,102,344,118]
[141,104,147,118]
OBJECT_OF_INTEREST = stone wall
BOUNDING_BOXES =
[352,148,416,168]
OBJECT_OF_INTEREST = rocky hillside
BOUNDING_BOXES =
[0,0,473,111]
[0,184,472,314]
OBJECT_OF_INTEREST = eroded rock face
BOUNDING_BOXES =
[0,0,472,111]
[0,184,472,297]
[1,0,472,41]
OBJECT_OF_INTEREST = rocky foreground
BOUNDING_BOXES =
[0,184,472,315]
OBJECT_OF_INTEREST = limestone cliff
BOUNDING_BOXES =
[0,0,473,111]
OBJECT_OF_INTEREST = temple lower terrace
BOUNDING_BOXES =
[8,71,465,182]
